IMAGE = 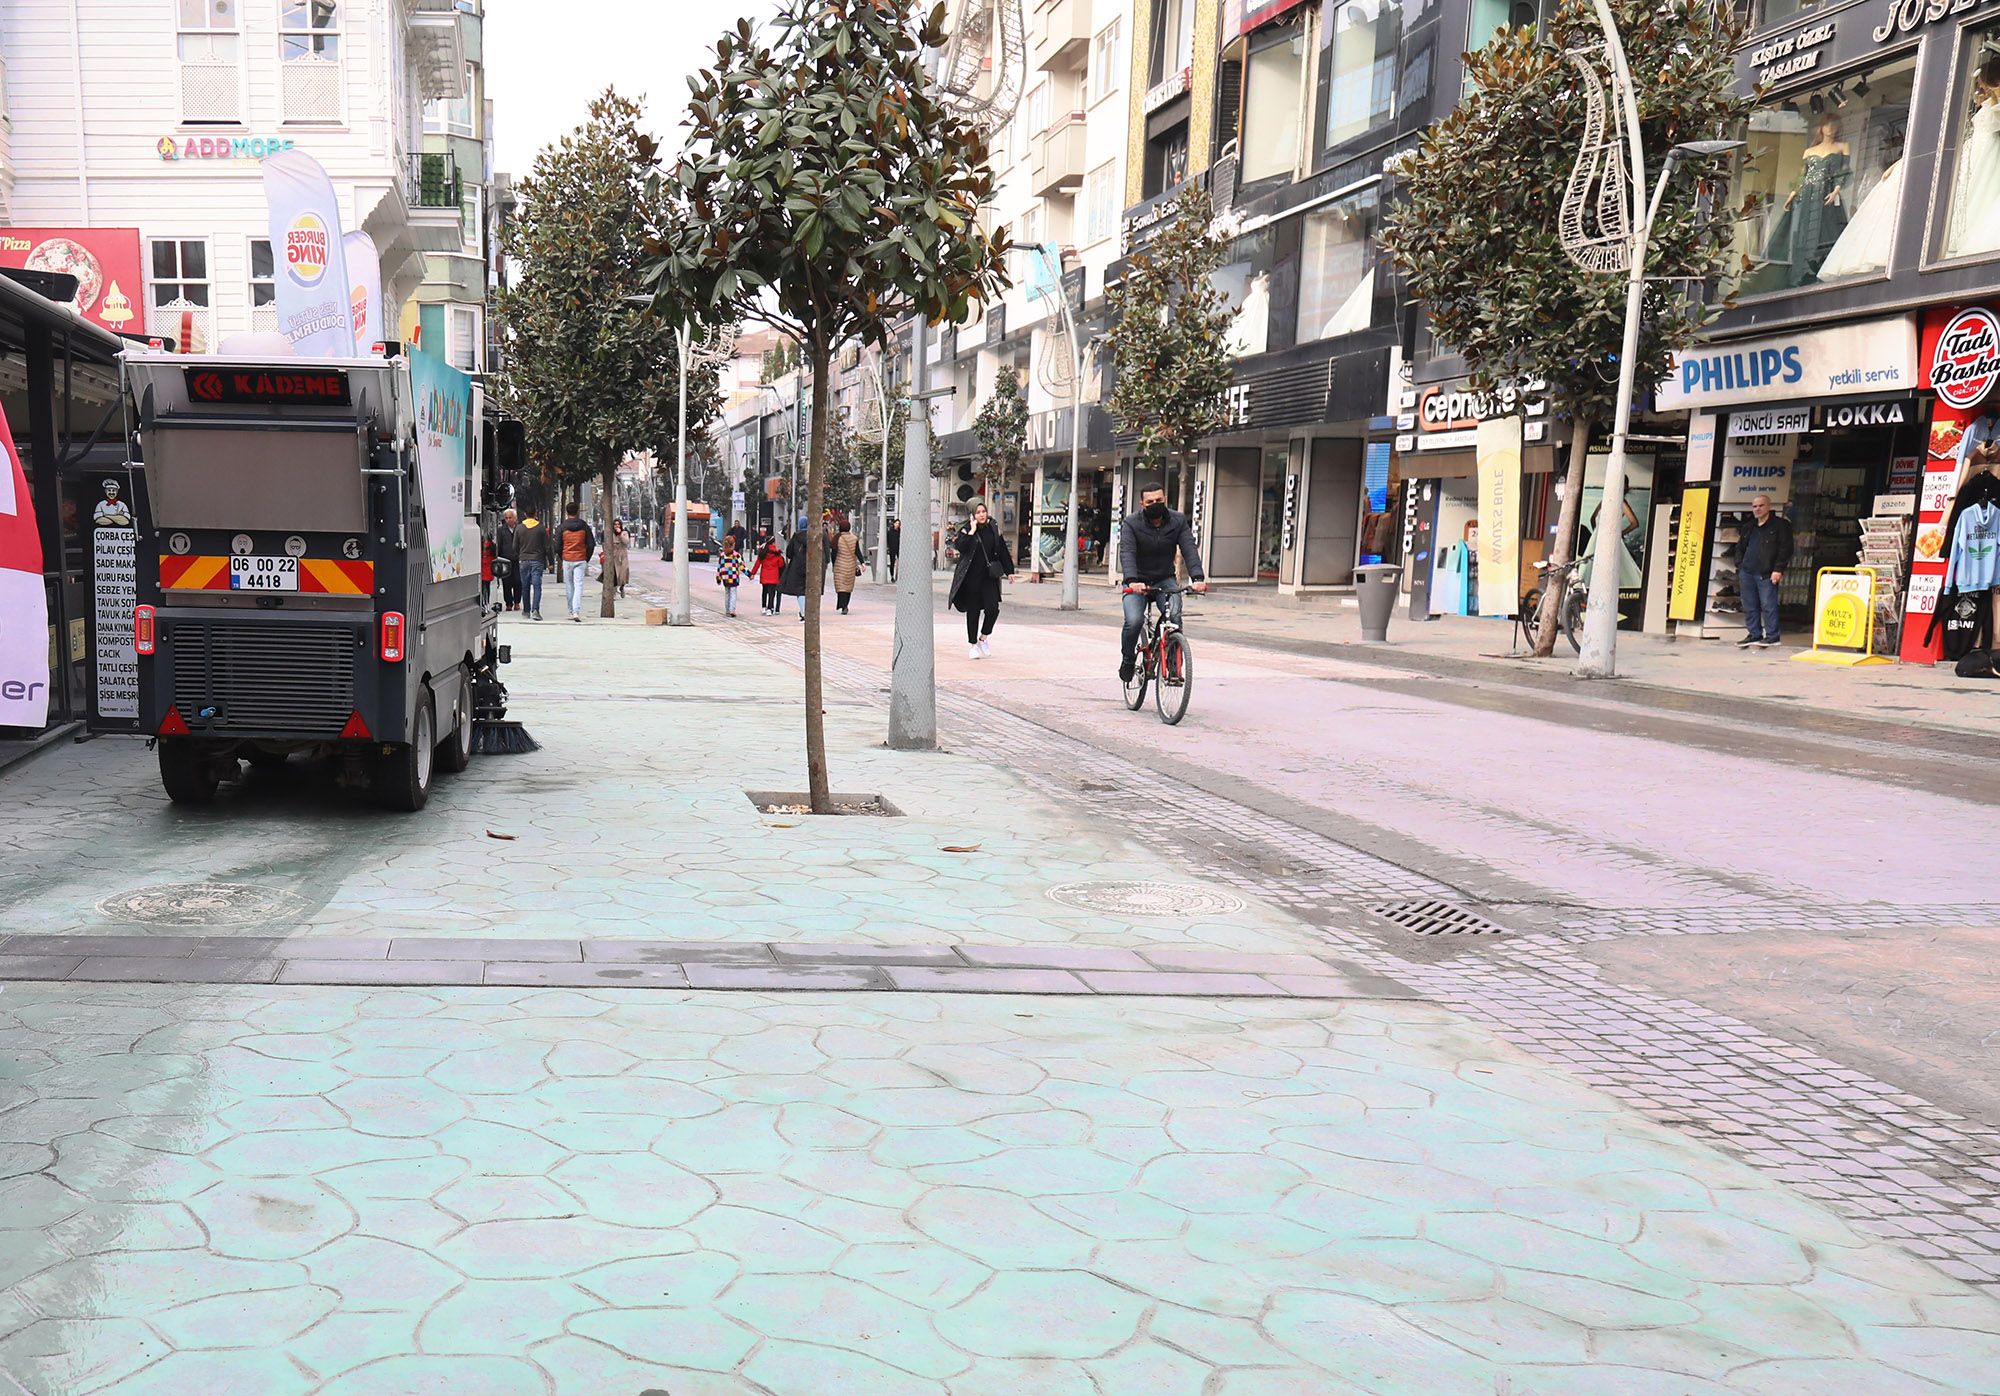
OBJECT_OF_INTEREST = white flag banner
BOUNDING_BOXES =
[262,149,355,356]
[344,231,383,355]
[0,401,49,729]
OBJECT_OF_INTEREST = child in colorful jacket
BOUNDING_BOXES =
[715,541,745,617]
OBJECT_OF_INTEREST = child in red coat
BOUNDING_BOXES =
[754,537,784,615]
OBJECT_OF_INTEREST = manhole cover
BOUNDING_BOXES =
[1047,881,1246,917]
[97,883,309,927]
[1370,900,1505,936]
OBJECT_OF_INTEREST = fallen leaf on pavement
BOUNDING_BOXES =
[941,844,982,853]
[485,831,517,840]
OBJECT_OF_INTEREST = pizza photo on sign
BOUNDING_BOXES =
[23,237,103,314]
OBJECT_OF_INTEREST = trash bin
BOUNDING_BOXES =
[1353,563,1402,642]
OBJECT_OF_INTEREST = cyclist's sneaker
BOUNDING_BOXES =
[1119,660,1135,683]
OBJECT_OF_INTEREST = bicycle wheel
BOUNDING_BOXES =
[1122,635,1151,710]
[1560,587,1586,654]
[1154,631,1192,725]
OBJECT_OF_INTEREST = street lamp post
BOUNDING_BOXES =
[671,323,694,626]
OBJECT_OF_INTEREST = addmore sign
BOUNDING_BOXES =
[1655,315,1918,410]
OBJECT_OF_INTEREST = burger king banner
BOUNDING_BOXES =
[0,402,50,729]
[261,149,355,357]
[343,231,383,355]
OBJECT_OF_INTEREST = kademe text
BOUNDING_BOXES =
[1679,346,1805,396]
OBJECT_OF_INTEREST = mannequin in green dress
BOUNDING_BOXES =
[1750,115,1851,290]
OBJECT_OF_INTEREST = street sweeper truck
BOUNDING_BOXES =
[109,346,507,810]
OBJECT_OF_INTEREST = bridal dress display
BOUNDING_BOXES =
[1753,150,1851,289]
[1818,159,1902,279]
[1950,101,2000,256]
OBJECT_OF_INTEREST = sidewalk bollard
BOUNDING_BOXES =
[1354,563,1402,642]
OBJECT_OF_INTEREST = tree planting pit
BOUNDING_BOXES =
[745,790,904,818]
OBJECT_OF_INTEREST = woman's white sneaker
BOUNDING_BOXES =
[968,644,982,659]
[977,638,991,657]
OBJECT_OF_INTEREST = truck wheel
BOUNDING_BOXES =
[436,667,473,774]
[376,691,435,811]
[159,740,219,804]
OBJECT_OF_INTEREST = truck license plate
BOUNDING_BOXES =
[229,556,299,591]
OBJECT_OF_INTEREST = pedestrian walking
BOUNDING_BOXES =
[558,503,596,622]
[515,508,555,620]
[1737,494,1794,649]
[886,519,901,582]
[754,534,784,614]
[832,521,864,614]
[727,520,749,558]
[605,518,632,599]
[495,508,521,612]
[715,537,745,617]
[948,501,1014,659]
[779,518,827,621]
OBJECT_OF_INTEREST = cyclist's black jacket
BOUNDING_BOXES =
[1120,508,1206,585]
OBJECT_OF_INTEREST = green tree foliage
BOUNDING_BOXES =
[1103,184,1235,496]
[493,89,720,616]
[644,0,1009,813]
[973,365,1027,503]
[1379,0,1748,652]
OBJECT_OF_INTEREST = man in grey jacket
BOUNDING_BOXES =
[1118,481,1208,682]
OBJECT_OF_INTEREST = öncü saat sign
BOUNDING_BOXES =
[1654,316,1918,411]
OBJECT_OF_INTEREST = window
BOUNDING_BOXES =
[149,239,211,347]
[1755,0,1817,32]
[1468,0,1540,46]
[426,64,476,136]
[448,306,479,372]
[1148,0,1195,89]
[177,0,240,124]
[280,0,342,123]
[1296,189,1380,342]
[1729,56,1915,292]
[1091,19,1125,106]
[1028,81,1051,136]
[1144,125,1190,199]
[1014,204,1044,286]
[1945,36,2000,261]
[1321,0,1401,151]
[1241,18,1307,184]
[1211,228,1276,358]
[249,237,277,331]
[1083,161,1118,245]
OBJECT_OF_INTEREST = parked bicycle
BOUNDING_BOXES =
[1122,580,1194,725]
[1519,555,1589,655]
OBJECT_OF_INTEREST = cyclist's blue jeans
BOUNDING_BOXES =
[1121,585,1180,661]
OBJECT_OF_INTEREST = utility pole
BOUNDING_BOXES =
[890,317,939,750]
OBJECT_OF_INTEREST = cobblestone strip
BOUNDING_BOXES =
[734,627,2000,1293]
[0,934,1417,999]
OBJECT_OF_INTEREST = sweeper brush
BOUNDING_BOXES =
[468,647,538,754]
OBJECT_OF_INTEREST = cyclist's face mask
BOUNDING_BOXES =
[1142,500,1168,524]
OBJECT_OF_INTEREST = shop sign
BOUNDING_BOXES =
[1798,568,1890,665]
[1412,380,1547,450]
[1224,383,1251,427]
[1730,407,1811,436]
[1750,18,1836,86]
[1719,437,1795,505]
[983,304,1007,348]
[1656,315,1918,410]
[0,228,144,335]
[158,135,297,162]
[1668,486,1711,622]
[1928,307,2000,409]
[1143,65,1191,115]
[1888,453,1922,492]
[1225,0,1310,41]
[1475,417,1522,619]
[1280,470,1299,552]
[1820,399,1910,427]
[1874,0,1994,44]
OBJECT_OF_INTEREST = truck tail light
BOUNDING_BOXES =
[134,606,156,655]
[380,611,406,663]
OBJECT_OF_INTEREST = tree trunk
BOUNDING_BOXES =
[804,339,833,816]
[599,452,618,618]
[1534,413,1594,658]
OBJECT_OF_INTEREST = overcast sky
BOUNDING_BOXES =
[483,0,782,180]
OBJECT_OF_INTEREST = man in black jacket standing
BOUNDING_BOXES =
[1118,482,1208,682]
[495,509,521,612]
[1738,494,1794,649]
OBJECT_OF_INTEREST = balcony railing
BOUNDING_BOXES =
[409,152,462,210]
[1031,113,1088,198]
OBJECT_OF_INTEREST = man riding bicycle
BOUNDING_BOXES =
[1119,481,1208,683]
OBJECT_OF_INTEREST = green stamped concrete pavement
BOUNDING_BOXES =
[5,985,1999,1396]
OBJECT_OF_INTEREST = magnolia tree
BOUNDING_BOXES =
[1103,184,1235,500]
[1379,0,1749,654]
[644,0,1008,814]
[494,90,718,617]
[973,365,1027,506]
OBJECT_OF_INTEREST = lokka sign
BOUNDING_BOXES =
[1820,399,1910,427]
[1927,306,2000,409]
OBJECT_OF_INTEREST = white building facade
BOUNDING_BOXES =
[0,0,475,354]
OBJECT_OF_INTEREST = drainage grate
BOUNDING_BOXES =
[1048,881,1247,918]
[1369,900,1506,936]
[97,883,309,927]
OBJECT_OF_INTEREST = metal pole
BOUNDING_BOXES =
[670,325,693,625]
[1059,300,1083,611]
[1575,0,1647,680]
[877,375,892,585]
[889,317,937,749]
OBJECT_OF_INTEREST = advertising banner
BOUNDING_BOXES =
[410,352,475,583]
[1799,568,1891,665]
[1474,416,1521,618]
[343,231,383,355]
[1583,452,1654,628]
[1656,315,1917,411]
[0,228,143,335]
[88,474,138,720]
[262,149,355,356]
[1902,304,1998,662]
[0,403,49,728]
[1668,486,1711,622]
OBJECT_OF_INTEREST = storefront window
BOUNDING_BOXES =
[1730,56,1915,295]
[1944,34,2000,260]
[1242,18,1308,184]
[1212,228,1276,358]
[1756,0,1818,32]
[1468,0,1539,45]
[1296,189,1379,343]
[1320,0,1402,152]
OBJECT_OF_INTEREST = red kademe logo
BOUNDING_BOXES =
[284,212,330,287]
[1932,307,2000,410]
[189,371,225,402]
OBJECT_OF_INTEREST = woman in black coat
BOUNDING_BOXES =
[778,521,826,621]
[947,501,1014,659]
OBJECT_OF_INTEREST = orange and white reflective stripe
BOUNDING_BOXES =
[157,556,373,593]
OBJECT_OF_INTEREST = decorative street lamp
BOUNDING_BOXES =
[670,321,737,626]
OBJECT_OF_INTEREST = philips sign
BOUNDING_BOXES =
[1656,316,1917,410]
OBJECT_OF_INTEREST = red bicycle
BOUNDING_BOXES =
[1122,582,1194,725]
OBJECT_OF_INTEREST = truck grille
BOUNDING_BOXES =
[169,623,358,735]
